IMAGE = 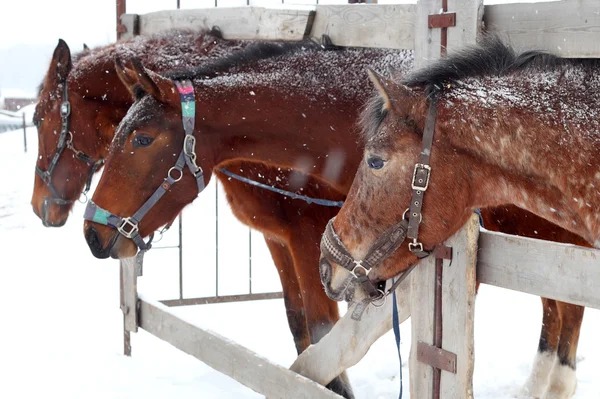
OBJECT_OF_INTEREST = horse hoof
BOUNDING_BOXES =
[326,373,354,399]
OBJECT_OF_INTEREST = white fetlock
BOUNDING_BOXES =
[542,362,577,399]
[519,351,557,398]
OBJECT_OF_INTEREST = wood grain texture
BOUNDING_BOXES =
[309,5,416,50]
[478,229,600,310]
[440,213,478,399]
[484,0,600,58]
[138,296,343,399]
[120,257,138,333]
[410,242,436,398]
[137,7,315,41]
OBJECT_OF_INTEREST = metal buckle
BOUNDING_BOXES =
[350,260,371,278]
[168,167,183,182]
[118,217,139,239]
[412,163,431,191]
[408,241,424,253]
[60,101,71,118]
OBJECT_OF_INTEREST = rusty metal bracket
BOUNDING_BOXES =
[434,245,453,260]
[428,13,456,29]
[417,341,457,374]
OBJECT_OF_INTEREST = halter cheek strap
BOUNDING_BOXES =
[84,79,205,251]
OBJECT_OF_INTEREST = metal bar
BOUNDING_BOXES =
[116,0,127,39]
[160,291,283,307]
[22,113,27,153]
[177,0,180,9]
[432,256,444,399]
[441,0,448,56]
[178,214,183,300]
[215,179,219,297]
[151,245,181,250]
[249,228,252,294]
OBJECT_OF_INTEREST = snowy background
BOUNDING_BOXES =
[2,0,600,398]
[2,123,600,398]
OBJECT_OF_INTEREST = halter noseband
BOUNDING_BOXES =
[84,79,205,252]
[321,95,440,318]
[35,79,104,211]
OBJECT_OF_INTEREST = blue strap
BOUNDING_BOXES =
[475,208,484,227]
[217,168,344,208]
[392,278,403,399]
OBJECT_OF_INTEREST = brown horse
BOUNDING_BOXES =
[32,31,360,397]
[32,28,246,227]
[83,37,584,397]
[320,36,596,398]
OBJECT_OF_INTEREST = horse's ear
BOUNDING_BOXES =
[83,43,90,52]
[49,39,72,83]
[367,68,420,118]
[129,57,179,105]
[115,57,140,99]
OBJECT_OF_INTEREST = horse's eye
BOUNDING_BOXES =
[133,135,154,148]
[367,156,385,170]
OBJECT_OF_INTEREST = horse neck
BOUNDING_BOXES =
[199,81,367,193]
[438,75,600,243]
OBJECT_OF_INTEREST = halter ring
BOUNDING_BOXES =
[371,290,387,308]
[168,167,183,182]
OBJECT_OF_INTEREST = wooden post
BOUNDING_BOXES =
[120,257,139,356]
[22,113,27,153]
[410,213,479,398]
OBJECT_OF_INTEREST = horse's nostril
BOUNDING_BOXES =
[319,258,332,284]
[85,226,110,259]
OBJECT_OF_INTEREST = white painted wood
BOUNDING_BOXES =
[137,7,315,41]
[409,244,436,398]
[138,295,343,399]
[415,0,442,69]
[477,229,600,310]
[290,277,411,386]
[440,213,478,399]
[119,14,139,41]
[309,5,416,50]
[120,257,138,333]
[484,0,600,58]
[447,0,484,51]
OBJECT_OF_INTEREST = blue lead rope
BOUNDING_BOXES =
[391,277,403,399]
[217,168,344,208]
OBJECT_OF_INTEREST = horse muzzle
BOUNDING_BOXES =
[37,196,72,227]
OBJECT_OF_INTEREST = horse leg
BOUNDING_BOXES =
[542,302,584,399]
[291,276,412,386]
[521,298,561,398]
[263,235,310,354]
[288,227,354,399]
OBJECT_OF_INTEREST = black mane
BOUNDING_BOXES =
[165,37,325,81]
[402,34,600,94]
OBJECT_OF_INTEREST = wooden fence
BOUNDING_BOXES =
[115,0,600,397]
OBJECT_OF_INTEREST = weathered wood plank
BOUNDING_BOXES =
[136,7,315,41]
[478,229,600,310]
[410,242,436,398]
[120,257,138,333]
[447,0,484,51]
[440,213,478,399]
[138,296,343,399]
[309,5,416,50]
[119,13,139,41]
[414,0,442,68]
[484,0,600,58]
[290,277,411,386]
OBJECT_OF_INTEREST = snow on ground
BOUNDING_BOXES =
[1,127,600,398]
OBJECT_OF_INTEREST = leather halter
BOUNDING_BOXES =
[321,95,439,317]
[84,79,205,251]
[35,79,104,211]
